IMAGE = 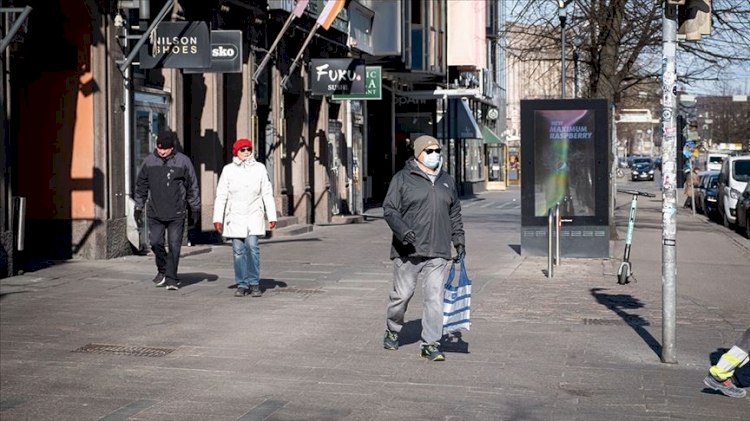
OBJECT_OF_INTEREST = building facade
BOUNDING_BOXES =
[1,0,507,277]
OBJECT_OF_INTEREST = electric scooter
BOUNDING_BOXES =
[617,189,656,285]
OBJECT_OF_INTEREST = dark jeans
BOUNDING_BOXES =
[147,217,184,281]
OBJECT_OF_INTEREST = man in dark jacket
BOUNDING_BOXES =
[134,131,200,291]
[382,135,465,361]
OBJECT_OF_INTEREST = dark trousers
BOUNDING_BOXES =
[147,217,184,281]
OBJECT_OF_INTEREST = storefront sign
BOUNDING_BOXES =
[183,30,243,74]
[139,22,211,69]
[309,58,365,96]
[332,66,381,100]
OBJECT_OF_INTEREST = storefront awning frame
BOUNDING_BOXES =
[436,98,483,140]
[481,125,504,144]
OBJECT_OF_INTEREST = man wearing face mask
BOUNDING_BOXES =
[382,135,466,361]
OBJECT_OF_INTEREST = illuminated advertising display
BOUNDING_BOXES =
[520,99,610,258]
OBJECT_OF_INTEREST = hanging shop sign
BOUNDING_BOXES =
[139,22,211,70]
[309,58,365,96]
[332,66,381,100]
[183,30,243,74]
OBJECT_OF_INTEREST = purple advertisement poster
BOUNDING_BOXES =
[533,109,596,217]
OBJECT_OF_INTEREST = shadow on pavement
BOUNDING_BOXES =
[398,320,423,346]
[260,278,288,292]
[0,290,32,301]
[19,259,66,273]
[589,288,662,358]
[441,331,470,354]
[178,272,220,287]
[223,278,288,292]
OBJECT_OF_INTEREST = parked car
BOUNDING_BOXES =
[705,152,728,172]
[695,170,719,216]
[630,157,655,181]
[736,182,750,239]
[717,155,750,227]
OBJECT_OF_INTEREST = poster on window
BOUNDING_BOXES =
[533,109,596,217]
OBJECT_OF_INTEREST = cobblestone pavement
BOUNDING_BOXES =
[1,187,748,420]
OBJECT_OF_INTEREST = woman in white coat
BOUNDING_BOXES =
[213,139,277,297]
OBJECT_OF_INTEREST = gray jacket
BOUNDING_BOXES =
[383,159,465,260]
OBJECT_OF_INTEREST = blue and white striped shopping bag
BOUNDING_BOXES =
[442,257,471,335]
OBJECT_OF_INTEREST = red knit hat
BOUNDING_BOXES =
[232,138,253,156]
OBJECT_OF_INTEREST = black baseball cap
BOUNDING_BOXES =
[156,131,176,149]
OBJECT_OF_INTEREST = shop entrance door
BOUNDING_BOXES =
[127,92,169,252]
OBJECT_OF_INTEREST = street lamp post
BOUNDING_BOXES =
[558,1,567,99]
[573,35,583,98]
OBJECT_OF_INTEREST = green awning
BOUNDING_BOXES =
[481,125,504,144]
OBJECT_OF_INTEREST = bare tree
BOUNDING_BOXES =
[698,96,750,147]
[506,0,750,101]
[504,0,750,237]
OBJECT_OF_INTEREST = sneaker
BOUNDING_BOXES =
[703,374,747,398]
[152,273,166,287]
[383,330,399,350]
[420,344,445,361]
[165,279,179,291]
[250,285,262,297]
[235,287,248,297]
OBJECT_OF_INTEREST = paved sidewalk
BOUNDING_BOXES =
[1,188,749,420]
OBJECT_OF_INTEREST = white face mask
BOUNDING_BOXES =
[423,152,441,169]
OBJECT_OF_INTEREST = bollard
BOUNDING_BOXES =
[547,207,554,278]
[555,202,561,266]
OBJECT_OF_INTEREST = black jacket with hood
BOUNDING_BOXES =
[383,158,465,260]
[134,150,200,221]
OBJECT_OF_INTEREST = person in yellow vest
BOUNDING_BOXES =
[703,327,749,398]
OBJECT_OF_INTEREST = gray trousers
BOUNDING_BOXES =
[386,257,449,346]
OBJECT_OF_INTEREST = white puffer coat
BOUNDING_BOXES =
[213,156,277,238]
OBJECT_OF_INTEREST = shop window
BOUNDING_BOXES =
[411,0,422,24]
[464,139,484,183]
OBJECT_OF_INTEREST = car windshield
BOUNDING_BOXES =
[708,175,719,188]
[733,160,750,182]
[633,159,651,165]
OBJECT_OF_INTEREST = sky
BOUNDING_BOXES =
[503,0,750,96]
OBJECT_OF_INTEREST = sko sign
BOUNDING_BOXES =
[184,30,243,74]
[212,45,237,59]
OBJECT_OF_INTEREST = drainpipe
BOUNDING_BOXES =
[346,100,353,214]
[139,0,151,25]
[118,0,174,73]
